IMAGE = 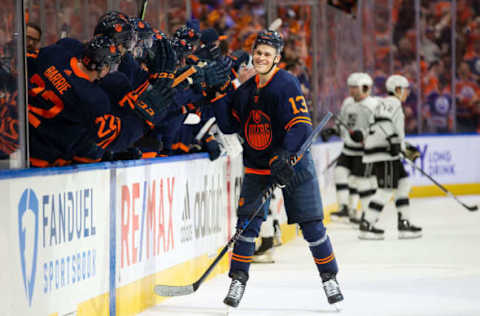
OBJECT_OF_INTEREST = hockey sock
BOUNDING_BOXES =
[358,176,376,214]
[300,220,338,275]
[229,216,263,277]
[365,188,392,224]
[395,177,411,220]
[348,186,359,216]
[334,166,350,206]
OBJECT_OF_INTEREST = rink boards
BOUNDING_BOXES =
[0,135,479,316]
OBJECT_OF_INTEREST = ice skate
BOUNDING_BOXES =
[359,219,385,240]
[253,237,275,263]
[398,213,422,239]
[223,270,248,308]
[321,272,344,311]
[330,205,350,223]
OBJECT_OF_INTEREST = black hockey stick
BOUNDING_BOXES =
[153,112,333,297]
[322,155,339,174]
[402,158,478,212]
[371,114,478,212]
[138,0,149,19]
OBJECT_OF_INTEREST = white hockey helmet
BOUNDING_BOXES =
[386,74,409,93]
[347,72,363,86]
[358,73,373,87]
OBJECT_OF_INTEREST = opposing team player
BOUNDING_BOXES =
[360,74,422,239]
[211,30,343,309]
[322,72,378,224]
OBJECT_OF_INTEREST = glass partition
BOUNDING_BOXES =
[0,0,27,168]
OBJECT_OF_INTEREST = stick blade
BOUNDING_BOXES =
[467,205,478,212]
[154,284,195,297]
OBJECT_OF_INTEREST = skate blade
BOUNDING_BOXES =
[332,302,343,312]
[358,231,385,240]
[252,253,275,264]
[398,232,422,239]
[330,216,350,224]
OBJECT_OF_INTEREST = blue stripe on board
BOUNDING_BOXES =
[0,153,209,180]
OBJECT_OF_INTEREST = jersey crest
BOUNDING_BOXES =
[346,112,357,129]
[244,109,272,150]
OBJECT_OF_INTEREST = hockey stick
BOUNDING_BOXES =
[322,155,339,175]
[369,108,478,212]
[138,0,149,20]
[194,117,216,141]
[153,112,333,297]
[402,158,478,212]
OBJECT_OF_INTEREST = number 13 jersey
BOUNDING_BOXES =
[213,68,313,173]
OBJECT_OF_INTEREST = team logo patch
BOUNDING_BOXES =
[245,110,272,150]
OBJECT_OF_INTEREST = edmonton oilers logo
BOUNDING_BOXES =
[245,110,272,150]
[18,189,39,306]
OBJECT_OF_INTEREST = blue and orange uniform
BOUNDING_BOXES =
[213,67,339,281]
[27,39,147,167]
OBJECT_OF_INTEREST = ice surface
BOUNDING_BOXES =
[140,196,480,316]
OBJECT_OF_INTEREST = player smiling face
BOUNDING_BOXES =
[253,44,280,75]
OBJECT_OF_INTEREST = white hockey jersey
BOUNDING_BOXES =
[363,96,406,163]
[338,96,378,156]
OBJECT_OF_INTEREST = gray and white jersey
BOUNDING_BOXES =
[363,96,405,163]
[338,96,378,156]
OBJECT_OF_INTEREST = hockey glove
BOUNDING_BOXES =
[403,142,420,162]
[320,127,339,142]
[146,37,176,86]
[350,130,364,143]
[387,135,401,156]
[230,50,250,73]
[270,151,295,187]
[204,59,231,90]
[205,138,221,161]
[135,82,175,127]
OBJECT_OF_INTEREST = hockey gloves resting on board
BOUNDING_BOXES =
[269,150,295,187]
[403,142,420,162]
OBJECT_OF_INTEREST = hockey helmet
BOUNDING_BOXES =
[174,25,200,44]
[386,74,409,93]
[94,11,135,51]
[253,30,284,53]
[129,18,154,42]
[82,36,122,72]
[347,72,363,86]
[171,25,199,58]
[358,73,373,87]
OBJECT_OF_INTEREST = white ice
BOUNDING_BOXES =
[140,196,480,316]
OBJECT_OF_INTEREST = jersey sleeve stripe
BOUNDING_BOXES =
[284,116,312,131]
[285,117,312,131]
[245,167,271,175]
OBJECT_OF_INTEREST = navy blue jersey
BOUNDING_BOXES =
[118,53,149,91]
[28,42,145,167]
[213,68,313,173]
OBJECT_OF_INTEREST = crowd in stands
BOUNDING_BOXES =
[369,0,480,134]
